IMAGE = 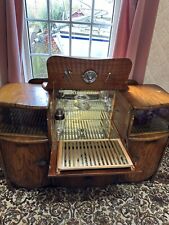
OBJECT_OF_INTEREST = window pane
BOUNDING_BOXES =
[32,56,48,78]
[91,25,111,57]
[51,23,70,55]
[94,0,114,24]
[24,0,119,78]
[26,0,47,19]
[28,22,49,54]
[50,0,70,21]
[72,0,92,23]
[71,24,90,57]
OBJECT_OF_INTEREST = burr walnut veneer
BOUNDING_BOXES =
[0,56,168,188]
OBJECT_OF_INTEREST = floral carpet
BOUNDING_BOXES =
[0,149,169,225]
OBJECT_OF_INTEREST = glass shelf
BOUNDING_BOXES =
[56,90,114,112]
[54,90,116,141]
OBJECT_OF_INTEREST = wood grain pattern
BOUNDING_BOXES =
[48,143,58,177]
[128,132,169,141]
[0,83,48,109]
[127,137,168,181]
[0,138,50,188]
[124,84,169,109]
[0,136,48,143]
[50,168,141,188]
[46,56,132,91]
[112,91,131,139]
[0,75,169,188]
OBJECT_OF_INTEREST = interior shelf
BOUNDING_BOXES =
[55,90,116,141]
[58,111,118,140]
[0,107,48,137]
[57,90,114,112]
[131,114,169,136]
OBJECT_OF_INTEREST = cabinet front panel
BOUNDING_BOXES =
[128,137,168,181]
[0,140,50,188]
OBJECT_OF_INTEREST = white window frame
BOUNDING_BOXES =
[23,0,122,81]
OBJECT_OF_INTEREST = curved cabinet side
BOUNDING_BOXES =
[0,138,50,188]
[127,137,168,182]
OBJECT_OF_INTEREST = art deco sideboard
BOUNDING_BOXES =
[0,56,168,188]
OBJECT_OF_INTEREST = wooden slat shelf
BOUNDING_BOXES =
[57,139,134,171]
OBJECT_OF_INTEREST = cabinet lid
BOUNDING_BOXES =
[0,83,48,109]
[123,84,169,109]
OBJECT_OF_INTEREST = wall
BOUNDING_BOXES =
[144,0,169,92]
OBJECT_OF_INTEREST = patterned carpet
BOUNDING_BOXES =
[0,149,169,225]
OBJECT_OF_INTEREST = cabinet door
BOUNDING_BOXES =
[0,138,50,188]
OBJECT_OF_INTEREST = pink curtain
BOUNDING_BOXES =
[0,0,24,87]
[113,0,160,84]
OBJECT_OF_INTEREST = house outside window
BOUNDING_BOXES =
[24,0,121,80]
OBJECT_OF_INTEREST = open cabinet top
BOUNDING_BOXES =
[0,83,48,109]
[122,84,169,109]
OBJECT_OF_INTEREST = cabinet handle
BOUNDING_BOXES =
[35,159,48,167]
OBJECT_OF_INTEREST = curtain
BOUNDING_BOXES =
[0,0,24,87]
[113,0,160,84]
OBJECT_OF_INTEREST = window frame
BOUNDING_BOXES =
[23,0,122,81]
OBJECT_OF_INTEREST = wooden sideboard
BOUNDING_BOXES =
[0,57,168,189]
